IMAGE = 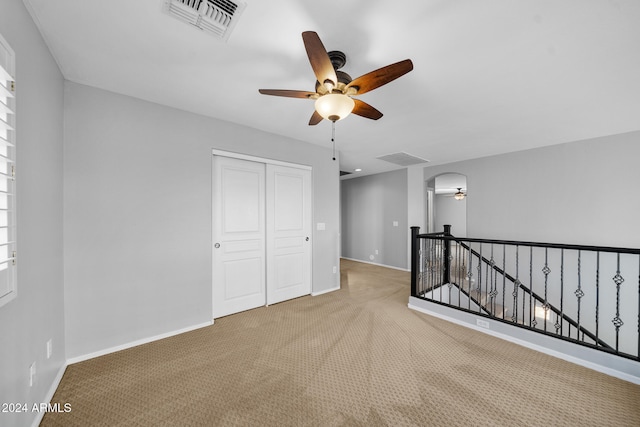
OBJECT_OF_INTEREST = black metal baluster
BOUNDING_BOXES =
[428,239,433,295]
[612,253,624,353]
[440,240,444,295]
[447,270,452,307]
[467,242,473,311]
[575,251,582,339]
[424,239,430,296]
[457,242,462,290]
[532,260,538,329]
[439,237,444,304]
[436,239,440,295]
[595,252,600,347]
[485,255,490,315]
[478,243,483,314]
[556,249,564,336]
[502,245,506,320]
[425,239,430,295]
[425,239,430,297]
[512,246,519,323]
[418,238,423,296]
[456,242,465,289]
[456,241,462,307]
[489,244,497,316]
[545,249,551,332]
[446,239,453,306]
[527,247,532,327]
[485,248,491,317]
[453,241,457,289]
[541,248,551,332]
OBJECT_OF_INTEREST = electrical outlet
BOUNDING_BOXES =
[29,362,36,387]
[332,266,337,274]
[375,250,379,255]
[46,339,53,359]
[476,319,490,329]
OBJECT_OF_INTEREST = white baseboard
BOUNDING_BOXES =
[408,298,640,385]
[341,257,409,272]
[31,363,68,427]
[66,320,214,365]
[312,286,340,296]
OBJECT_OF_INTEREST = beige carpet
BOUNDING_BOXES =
[43,259,640,426]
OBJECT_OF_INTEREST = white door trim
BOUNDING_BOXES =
[211,149,312,170]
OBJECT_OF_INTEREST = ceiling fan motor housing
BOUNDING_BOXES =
[328,50,347,70]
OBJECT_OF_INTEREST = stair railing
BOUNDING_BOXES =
[410,225,640,362]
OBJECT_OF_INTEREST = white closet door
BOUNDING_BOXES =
[212,156,266,318]
[266,164,312,305]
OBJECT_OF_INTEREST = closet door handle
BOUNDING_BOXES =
[305,237,309,241]
[215,243,221,248]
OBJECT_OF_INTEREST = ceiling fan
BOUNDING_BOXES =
[438,188,467,199]
[258,31,414,125]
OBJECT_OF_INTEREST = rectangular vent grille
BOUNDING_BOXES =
[166,0,246,41]
[376,152,429,167]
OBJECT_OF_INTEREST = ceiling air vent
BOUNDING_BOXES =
[376,152,429,167]
[165,0,246,41]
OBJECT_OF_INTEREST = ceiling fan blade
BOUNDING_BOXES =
[302,31,338,88]
[352,99,383,120]
[309,110,323,126]
[346,59,413,95]
[258,89,317,99]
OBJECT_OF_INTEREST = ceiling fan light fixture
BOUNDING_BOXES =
[314,93,355,122]
[454,188,466,200]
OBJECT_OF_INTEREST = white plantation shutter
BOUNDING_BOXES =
[0,33,16,308]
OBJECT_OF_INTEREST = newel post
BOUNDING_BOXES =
[443,225,452,285]
[410,226,420,297]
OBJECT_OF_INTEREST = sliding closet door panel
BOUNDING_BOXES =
[266,165,312,305]
[213,156,266,318]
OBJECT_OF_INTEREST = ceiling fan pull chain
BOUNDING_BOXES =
[331,121,336,161]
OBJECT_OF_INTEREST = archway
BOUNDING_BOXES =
[425,173,467,237]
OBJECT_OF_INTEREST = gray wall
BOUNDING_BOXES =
[419,131,640,248]
[63,82,340,360]
[341,169,408,269]
[0,1,66,426]
[434,194,467,237]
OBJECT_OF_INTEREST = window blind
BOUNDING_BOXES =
[0,34,16,308]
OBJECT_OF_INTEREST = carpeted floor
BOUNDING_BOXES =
[43,259,640,426]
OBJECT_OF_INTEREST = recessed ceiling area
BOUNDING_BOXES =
[22,0,640,178]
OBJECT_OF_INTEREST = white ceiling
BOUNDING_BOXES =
[23,0,640,178]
